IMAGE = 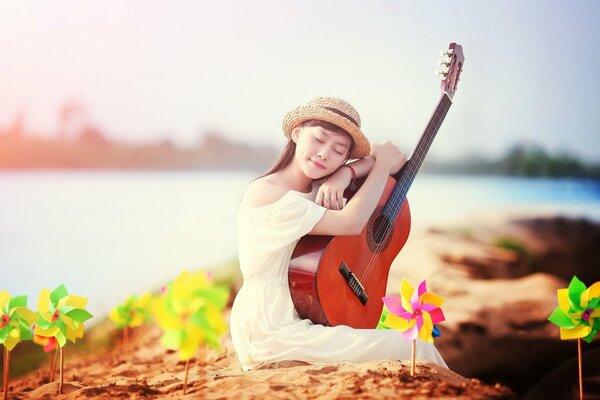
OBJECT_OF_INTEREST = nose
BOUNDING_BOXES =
[317,146,330,161]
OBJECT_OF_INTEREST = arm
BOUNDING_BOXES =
[345,152,406,180]
[315,151,406,210]
[309,157,393,236]
[345,155,376,180]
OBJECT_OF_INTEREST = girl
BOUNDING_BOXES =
[230,96,447,371]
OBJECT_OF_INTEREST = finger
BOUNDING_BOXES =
[322,192,330,208]
[327,193,336,210]
[316,190,324,207]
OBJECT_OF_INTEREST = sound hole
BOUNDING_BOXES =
[372,214,391,244]
[366,209,393,253]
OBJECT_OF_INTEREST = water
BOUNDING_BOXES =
[1,171,599,320]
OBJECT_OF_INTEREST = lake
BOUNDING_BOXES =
[1,170,599,320]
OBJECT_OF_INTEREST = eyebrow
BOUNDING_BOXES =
[317,128,350,149]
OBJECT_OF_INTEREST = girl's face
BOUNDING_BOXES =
[292,125,353,179]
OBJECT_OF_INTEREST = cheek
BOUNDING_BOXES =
[297,137,316,156]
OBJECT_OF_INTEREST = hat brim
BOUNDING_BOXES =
[282,105,370,159]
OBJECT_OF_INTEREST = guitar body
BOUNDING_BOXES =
[289,42,464,329]
[289,176,411,328]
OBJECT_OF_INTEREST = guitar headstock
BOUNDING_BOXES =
[436,42,464,100]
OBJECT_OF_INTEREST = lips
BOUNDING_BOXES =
[310,160,326,169]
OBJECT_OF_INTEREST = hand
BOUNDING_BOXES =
[315,167,352,210]
[370,140,407,175]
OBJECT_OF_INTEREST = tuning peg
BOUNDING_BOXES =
[434,69,448,78]
[439,48,454,57]
[435,66,449,75]
[437,59,450,66]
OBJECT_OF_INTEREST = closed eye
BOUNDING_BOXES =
[315,135,345,155]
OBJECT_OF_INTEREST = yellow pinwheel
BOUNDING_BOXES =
[0,291,37,351]
[152,270,229,394]
[34,284,93,347]
[1,290,37,400]
[110,292,152,329]
[548,276,600,400]
[33,284,93,395]
[548,276,600,342]
[152,270,229,361]
[110,292,153,347]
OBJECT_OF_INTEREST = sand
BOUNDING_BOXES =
[5,321,513,399]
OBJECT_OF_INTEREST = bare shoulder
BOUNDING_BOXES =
[241,177,289,209]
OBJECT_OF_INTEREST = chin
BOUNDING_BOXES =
[304,162,330,179]
[304,170,324,180]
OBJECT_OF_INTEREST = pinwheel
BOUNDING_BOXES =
[548,276,600,400]
[152,270,229,394]
[377,307,442,338]
[109,292,152,347]
[33,333,59,352]
[380,279,445,376]
[1,291,37,400]
[33,333,59,382]
[33,284,93,395]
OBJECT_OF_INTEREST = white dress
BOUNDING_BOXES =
[229,183,447,371]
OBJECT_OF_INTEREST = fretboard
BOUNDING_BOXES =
[384,93,453,218]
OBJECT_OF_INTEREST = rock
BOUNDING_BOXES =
[390,214,600,395]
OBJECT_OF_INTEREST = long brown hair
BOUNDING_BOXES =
[255,120,355,181]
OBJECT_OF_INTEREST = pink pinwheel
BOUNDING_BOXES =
[381,279,445,342]
[380,278,446,376]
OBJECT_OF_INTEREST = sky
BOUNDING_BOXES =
[1,0,599,162]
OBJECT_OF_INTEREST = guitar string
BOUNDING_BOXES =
[359,94,451,284]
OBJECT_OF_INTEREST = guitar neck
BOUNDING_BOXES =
[386,93,453,215]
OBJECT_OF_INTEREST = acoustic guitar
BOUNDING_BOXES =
[289,42,465,328]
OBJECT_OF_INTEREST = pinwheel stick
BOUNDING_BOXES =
[58,347,64,395]
[124,326,130,347]
[50,348,58,382]
[578,338,583,400]
[3,348,10,400]
[183,360,190,394]
[410,340,416,377]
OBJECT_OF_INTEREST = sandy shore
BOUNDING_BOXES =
[5,320,514,400]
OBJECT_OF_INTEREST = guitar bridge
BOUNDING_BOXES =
[339,262,368,305]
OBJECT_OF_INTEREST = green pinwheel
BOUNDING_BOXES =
[152,270,229,360]
[109,292,152,329]
[0,291,36,351]
[110,292,152,347]
[548,276,600,400]
[33,284,93,347]
[152,270,229,394]
[33,284,93,395]
[548,276,600,343]
[1,290,37,400]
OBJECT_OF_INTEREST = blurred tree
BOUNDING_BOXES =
[57,100,86,139]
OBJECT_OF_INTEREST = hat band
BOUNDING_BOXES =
[323,107,359,127]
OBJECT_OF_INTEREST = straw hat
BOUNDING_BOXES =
[282,97,370,159]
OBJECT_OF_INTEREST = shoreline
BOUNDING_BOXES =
[4,210,600,398]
